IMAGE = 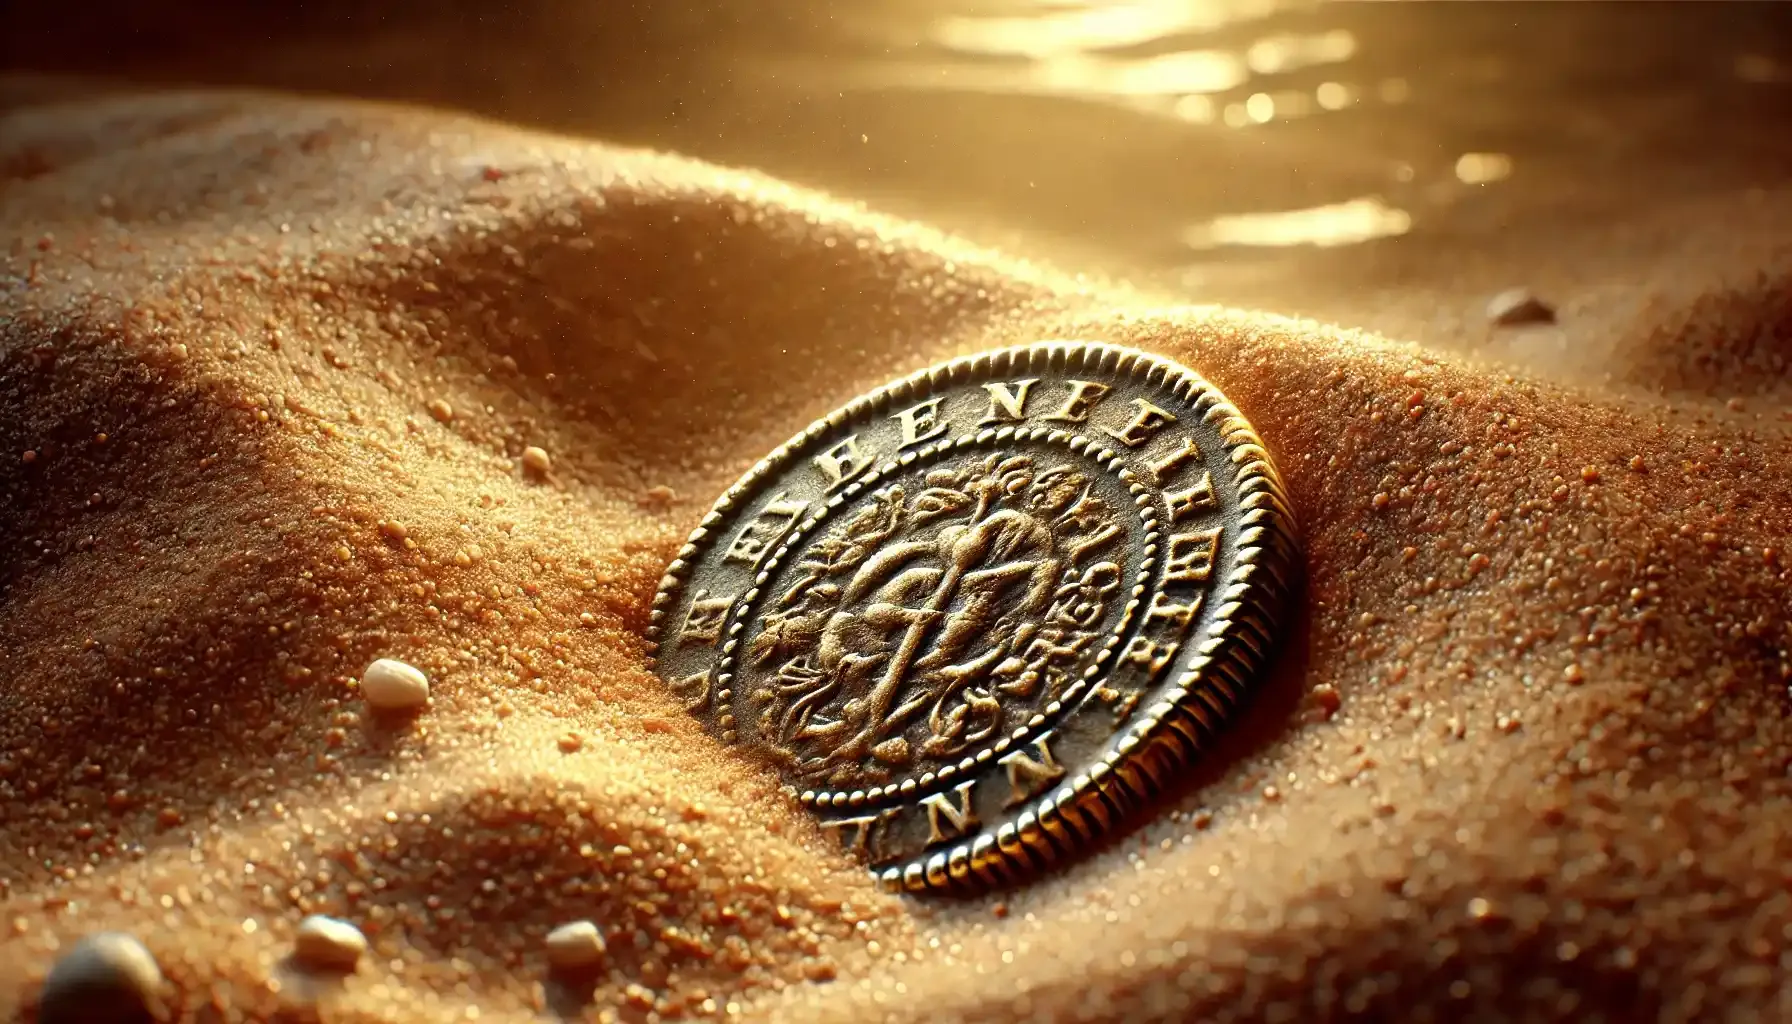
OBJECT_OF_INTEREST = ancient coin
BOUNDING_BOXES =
[647,342,1298,893]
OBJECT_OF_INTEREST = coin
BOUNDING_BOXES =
[646,342,1297,893]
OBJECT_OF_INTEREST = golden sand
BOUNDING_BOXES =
[2,86,1791,1021]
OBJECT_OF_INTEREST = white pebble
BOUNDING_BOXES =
[522,445,552,474]
[293,915,367,971]
[360,657,429,711]
[39,933,163,1024]
[544,920,607,971]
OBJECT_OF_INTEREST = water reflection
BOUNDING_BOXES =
[740,0,1789,297]
[1453,152,1513,186]
[1184,196,1411,250]
[849,0,1362,126]
[930,0,1293,58]
[845,46,1249,104]
[1244,29,1356,75]
[839,0,1431,254]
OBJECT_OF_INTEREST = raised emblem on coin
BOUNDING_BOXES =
[647,343,1296,892]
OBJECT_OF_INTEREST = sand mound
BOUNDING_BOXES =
[3,85,1792,1022]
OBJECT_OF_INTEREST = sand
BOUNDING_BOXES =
[2,83,1791,1023]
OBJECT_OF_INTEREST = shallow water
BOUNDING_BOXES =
[7,1,1792,311]
[693,2,1792,304]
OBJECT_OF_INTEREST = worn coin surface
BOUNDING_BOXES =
[646,342,1297,893]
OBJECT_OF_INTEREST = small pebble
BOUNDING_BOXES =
[1485,288,1556,327]
[522,446,553,475]
[426,398,454,423]
[39,932,163,1024]
[293,915,367,971]
[360,658,430,712]
[544,920,607,972]
[1311,683,1342,718]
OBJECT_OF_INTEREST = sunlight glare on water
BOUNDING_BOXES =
[931,0,1282,58]
[753,2,1792,298]
[837,0,1419,251]
[1183,197,1412,250]
[867,0,1354,121]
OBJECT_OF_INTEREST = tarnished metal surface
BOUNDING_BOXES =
[648,342,1298,892]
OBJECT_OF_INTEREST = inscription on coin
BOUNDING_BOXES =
[647,343,1296,892]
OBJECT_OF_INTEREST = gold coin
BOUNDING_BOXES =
[647,342,1298,892]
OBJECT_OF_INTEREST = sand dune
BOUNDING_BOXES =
[3,86,1791,1022]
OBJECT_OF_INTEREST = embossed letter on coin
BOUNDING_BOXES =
[646,343,1296,892]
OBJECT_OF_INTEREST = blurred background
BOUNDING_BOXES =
[5,1,1792,361]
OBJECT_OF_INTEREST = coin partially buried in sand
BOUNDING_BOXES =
[647,342,1298,892]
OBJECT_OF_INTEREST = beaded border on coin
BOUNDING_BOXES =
[645,341,1298,893]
